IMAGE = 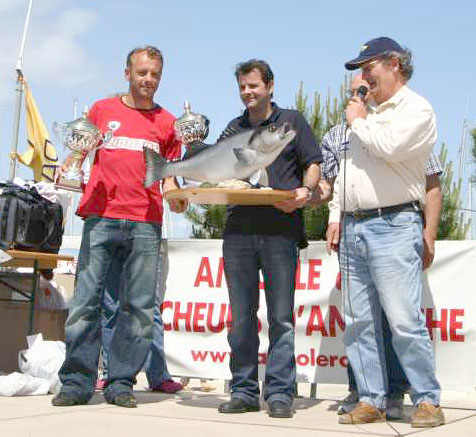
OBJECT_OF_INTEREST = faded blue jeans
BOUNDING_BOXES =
[223,234,298,406]
[101,240,171,387]
[340,211,441,409]
[58,217,160,402]
[347,310,409,397]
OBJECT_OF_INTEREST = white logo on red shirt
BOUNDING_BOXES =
[103,136,161,153]
[107,121,121,131]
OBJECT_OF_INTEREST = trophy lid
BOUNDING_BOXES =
[183,100,192,116]
[64,107,100,135]
[175,100,205,123]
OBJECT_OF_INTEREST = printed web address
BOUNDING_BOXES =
[191,349,348,367]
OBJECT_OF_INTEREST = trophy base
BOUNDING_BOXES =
[55,177,83,193]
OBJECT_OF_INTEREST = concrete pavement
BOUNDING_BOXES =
[1,374,475,437]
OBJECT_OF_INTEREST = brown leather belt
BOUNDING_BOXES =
[343,201,421,220]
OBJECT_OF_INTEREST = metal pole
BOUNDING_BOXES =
[457,117,467,183]
[9,74,24,180]
[17,0,34,71]
[9,0,34,180]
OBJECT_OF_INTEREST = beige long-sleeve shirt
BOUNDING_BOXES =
[328,85,437,223]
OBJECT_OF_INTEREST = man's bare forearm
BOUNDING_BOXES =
[303,163,320,191]
[424,174,442,239]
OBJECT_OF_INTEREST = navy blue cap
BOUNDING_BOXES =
[345,37,404,70]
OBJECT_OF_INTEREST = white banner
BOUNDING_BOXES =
[163,240,476,392]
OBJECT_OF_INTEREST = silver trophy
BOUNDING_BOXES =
[52,108,104,191]
[174,101,209,150]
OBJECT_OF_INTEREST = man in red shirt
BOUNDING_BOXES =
[52,46,186,408]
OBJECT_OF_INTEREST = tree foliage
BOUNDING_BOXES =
[437,143,470,239]
[295,79,350,240]
[185,203,226,239]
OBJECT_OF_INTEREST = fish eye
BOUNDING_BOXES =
[268,125,277,132]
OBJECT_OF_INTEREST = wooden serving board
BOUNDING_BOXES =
[164,187,295,205]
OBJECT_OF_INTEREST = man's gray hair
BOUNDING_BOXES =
[381,49,413,81]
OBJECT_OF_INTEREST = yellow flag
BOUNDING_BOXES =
[16,81,58,182]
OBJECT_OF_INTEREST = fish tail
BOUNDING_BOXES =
[144,147,169,188]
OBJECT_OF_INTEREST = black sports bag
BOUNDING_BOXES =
[0,182,64,252]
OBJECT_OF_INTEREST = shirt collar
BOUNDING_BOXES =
[375,85,408,112]
[241,102,281,127]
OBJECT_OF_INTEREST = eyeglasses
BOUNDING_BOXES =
[360,58,380,74]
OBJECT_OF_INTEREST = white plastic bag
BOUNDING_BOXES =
[0,372,49,396]
[18,334,66,394]
[0,248,12,264]
[37,278,70,310]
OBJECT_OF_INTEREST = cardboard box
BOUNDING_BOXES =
[0,300,67,373]
[53,273,75,302]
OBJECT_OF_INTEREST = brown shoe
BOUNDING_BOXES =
[339,401,386,424]
[411,403,445,428]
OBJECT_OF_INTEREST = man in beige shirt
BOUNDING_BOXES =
[319,74,443,421]
[333,37,444,428]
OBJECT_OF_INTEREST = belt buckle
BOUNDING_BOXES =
[353,210,365,220]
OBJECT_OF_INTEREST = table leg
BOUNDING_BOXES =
[310,383,317,399]
[28,260,39,335]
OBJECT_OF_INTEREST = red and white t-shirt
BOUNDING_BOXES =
[76,97,180,224]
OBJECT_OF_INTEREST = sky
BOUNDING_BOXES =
[0,0,475,238]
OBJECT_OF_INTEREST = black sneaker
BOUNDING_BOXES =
[52,392,88,407]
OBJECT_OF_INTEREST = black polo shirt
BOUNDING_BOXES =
[219,103,323,246]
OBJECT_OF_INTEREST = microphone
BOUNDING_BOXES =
[356,85,368,100]
[342,85,369,126]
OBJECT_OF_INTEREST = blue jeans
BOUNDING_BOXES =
[347,311,409,396]
[58,217,160,402]
[101,240,171,387]
[340,211,441,409]
[223,234,298,406]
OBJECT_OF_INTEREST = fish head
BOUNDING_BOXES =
[248,122,296,153]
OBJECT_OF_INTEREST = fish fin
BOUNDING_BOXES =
[257,169,269,187]
[233,148,258,165]
[248,170,261,186]
[144,147,168,188]
[248,169,270,187]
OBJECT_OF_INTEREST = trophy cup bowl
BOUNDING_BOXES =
[174,100,210,149]
[53,109,103,191]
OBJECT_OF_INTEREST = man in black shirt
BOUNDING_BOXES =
[217,59,322,418]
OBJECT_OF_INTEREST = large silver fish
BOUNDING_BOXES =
[144,122,296,187]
